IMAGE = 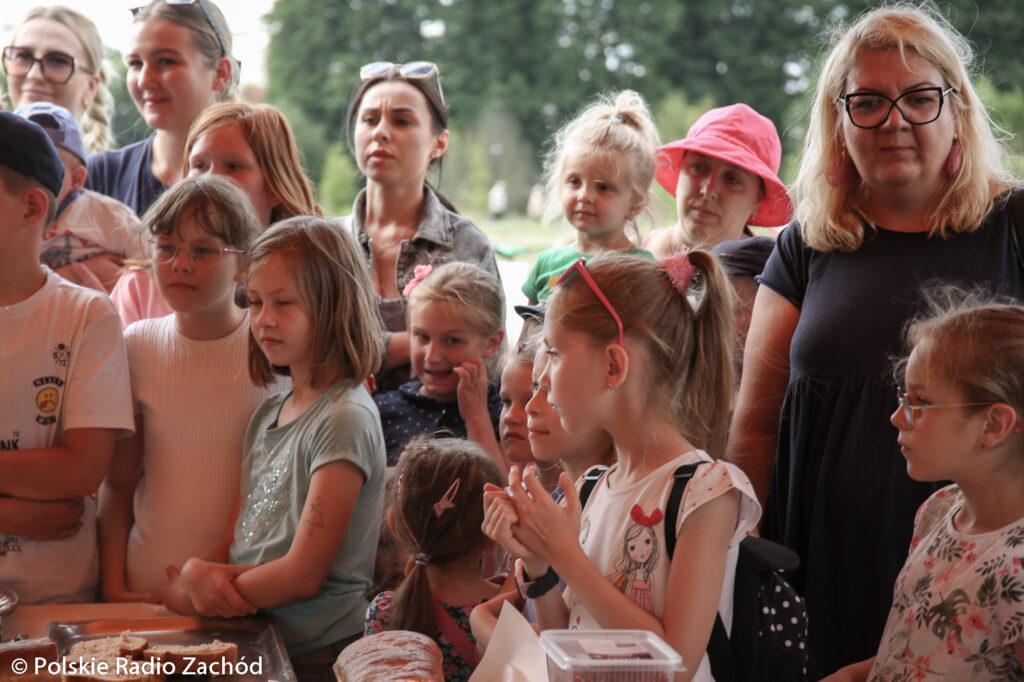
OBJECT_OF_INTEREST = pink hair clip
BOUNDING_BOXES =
[658,252,696,295]
[402,263,434,296]
[433,477,460,517]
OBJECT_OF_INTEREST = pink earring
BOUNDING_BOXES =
[826,150,852,187]
[945,141,963,179]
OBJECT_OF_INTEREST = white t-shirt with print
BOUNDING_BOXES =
[570,450,761,682]
[0,268,133,604]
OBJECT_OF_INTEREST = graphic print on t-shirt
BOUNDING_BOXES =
[606,504,664,613]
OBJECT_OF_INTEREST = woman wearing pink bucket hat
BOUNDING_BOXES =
[643,103,792,257]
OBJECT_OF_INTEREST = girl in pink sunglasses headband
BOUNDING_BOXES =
[644,103,793,257]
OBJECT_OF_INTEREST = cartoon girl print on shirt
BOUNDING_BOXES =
[608,504,663,613]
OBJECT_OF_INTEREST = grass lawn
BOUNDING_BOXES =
[470,214,576,266]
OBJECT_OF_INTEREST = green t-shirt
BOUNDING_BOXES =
[521,244,655,303]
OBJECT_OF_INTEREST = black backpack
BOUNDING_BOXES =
[579,463,810,682]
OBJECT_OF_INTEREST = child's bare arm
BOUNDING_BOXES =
[456,358,509,476]
[0,427,118,499]
[0,496,84,540]
[469,583,526,657]
[227,459,364,608]
[821,657,875,682]
[98,414,155,602]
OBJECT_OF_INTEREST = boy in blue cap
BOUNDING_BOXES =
[0,110,133,604]
[17,102,143,292]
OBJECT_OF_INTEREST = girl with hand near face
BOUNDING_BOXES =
[340,61,501,393]
[483,253,759,682]
[373,262,507,474]
[4,6,115,153]
[98,175,285,603]
[826,297,1024,681]
[110,101,317,327]
[522,90,659,304]
[86,0,239,216]
[643,103,793,257]
[725,5,1024,674]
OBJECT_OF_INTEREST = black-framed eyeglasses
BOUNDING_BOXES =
[359,61,445,107]
[1,46,93,84]
[894,387,991,429]
[839,87,955,129]
[131,0,227,58]
[149,238,245,266]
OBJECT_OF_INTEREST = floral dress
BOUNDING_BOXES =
[869,485,1024,681]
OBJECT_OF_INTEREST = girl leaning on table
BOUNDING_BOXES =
[158,217,387,682]
[483,252,760,682]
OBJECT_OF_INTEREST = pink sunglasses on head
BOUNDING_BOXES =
[556,258,624,346]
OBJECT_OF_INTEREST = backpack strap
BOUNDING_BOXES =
[663,462,704,561]
[578,466,608,510]
[662,461,737,682]
[1007,185,1024,270]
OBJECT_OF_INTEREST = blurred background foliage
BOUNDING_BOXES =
[257,0,1024,220]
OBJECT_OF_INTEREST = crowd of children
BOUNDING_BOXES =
[4,2,1024,682]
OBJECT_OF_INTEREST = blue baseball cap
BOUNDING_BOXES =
[16,102,88,165]
[0,111,65,197]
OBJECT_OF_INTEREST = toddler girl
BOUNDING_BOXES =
[522,89,659,303]
[365,437,504,681]
[485,252,760,682]
[99,174,284,602]
[161,217,386,682]
[827,297,1024,681]
[373,261,506,471]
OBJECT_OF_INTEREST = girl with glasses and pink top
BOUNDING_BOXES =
[484,252,760,682]
[725,4,1024,674]
[825,295,1024,680]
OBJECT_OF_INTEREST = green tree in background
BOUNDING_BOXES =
[264,0,1024,216]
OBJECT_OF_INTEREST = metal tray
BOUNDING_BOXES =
[47,616,296,681]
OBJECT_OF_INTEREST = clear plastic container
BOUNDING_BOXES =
[540,629,684,682]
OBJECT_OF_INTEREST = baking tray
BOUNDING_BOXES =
[47,616,296,681]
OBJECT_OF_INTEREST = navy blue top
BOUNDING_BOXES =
[373,381,502,466]
[757,192,1024,674]
[86,136,167,217]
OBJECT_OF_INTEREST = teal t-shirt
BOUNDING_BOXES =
[230,380,386,656]
[521,244,655,303]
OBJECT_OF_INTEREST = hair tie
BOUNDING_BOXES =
[611,113,624,123]
[658,252,696,295]
[413,553,432,566]
[402,263,433,296]
[433,477,460,517]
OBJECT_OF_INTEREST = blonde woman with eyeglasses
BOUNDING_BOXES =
[725,4,1024,675]
[340,61,501,392]
[86,0,240,217]
[4,5,115,153]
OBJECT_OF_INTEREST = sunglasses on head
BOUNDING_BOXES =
[557,258,624,346]
[131,0,227,58]
[359,61,445,107]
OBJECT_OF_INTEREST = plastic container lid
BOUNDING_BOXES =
[540,629,684,671]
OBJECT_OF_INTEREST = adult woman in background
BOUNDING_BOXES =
[86,0,239,216]
[725,4,1023,675]
[111,101,317,326]
[4,6,115,153]
[642,103,792,256]
[341,61,500,392]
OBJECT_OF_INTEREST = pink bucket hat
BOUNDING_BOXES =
[655,103,793,228]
